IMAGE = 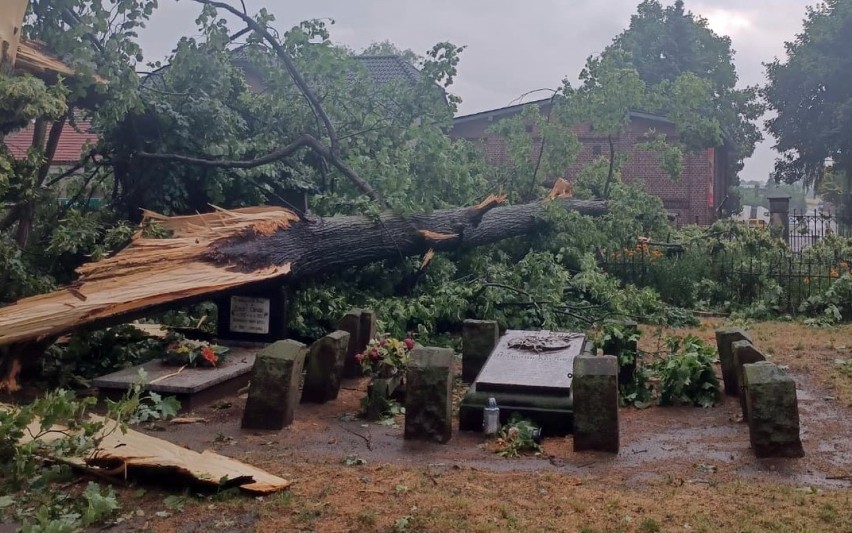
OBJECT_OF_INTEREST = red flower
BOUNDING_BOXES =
[370,349,379,361]
[201,346,218,366]
[403,338,415,350]
[355,353,364,363]
[379,338,388,347]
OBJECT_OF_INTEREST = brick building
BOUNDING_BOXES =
[450,99,732,225]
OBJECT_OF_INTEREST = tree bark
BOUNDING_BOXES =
[206,197,607,279]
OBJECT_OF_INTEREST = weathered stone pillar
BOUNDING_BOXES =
[405,347,454,443]
[731,340,766,417]
[241,340,307,430]
[767,192,791,243]
[301,330,351,403]
[338,309,364,378]
[572,355,619,453]
[742,362,804,458]
[715,328,752,396]
[462,319,499,382]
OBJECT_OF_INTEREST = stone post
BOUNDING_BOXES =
[572,355,619,453]
[767,192,791,243]
[301,330,350,403]
[742,362,804,458]
[715,328,752,396]
[461,319,499,382]
[241,340,307,430]
[338,309,364,378]
[731,340,766,418]
[405,347,454,444]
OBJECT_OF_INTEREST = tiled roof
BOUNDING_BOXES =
[351,55,422,86]
[3,118,98,164]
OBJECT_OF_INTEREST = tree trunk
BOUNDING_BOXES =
[0,196,606,353]
[207,197,607,279]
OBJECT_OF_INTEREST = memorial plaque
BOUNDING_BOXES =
[475,330,584,395]
[229,296,271,334]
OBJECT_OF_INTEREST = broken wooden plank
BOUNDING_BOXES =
[11,409,289,494]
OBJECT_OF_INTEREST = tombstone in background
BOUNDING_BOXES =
[216,283,289,344]
[715,328,752,396]
[572,355,619,453]
[742,361,804,458]
[301,330,351,404]
[462,319,500,382]
[731,340,766,418]
[241,340,307,430]
[459,330,589,436]
[405,347,454,443]
[339,308,377,378]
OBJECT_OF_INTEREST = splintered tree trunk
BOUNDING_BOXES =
[207,197,606,278]
[0,196,606,385]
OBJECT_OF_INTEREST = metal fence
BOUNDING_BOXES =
[788,209,852,251]
[600,246,849,314]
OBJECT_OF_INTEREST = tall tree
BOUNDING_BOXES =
[764,0,852,191]
[595,0,763,176]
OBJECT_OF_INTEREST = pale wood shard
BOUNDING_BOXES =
[547,178,574,200]
[0,206,298,346]
[11,410,289,494]
[418,229,458,242]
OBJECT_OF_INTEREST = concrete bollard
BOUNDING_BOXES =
[301,330,350,403]
[715,328,752,396]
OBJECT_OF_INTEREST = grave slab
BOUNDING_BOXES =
[93,347,256,411]
[459,330,588,436]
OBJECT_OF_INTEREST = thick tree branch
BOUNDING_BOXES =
[137,133,379,201]
[182,0,382,202]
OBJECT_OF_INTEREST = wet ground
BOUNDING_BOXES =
[143,365,852,493]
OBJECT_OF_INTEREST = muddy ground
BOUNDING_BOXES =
[10,320,852,532]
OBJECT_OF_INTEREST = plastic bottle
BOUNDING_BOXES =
[483,397,500,435]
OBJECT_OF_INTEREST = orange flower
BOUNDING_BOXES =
[201,346,218,366]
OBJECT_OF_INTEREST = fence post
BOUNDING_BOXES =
[767,193,791,244]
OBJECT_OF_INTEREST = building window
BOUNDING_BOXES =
[592,145,602,156]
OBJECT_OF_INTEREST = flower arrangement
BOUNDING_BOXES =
[161,334,228,368]
[357,336,415,378]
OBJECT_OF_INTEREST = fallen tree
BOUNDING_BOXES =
[0,195,605,355]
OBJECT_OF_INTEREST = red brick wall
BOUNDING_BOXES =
[451,104,721,225]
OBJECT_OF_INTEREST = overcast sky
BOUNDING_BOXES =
[137,0,814,183]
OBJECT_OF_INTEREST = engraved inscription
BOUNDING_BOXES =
[475,330,583,394]
[230,296,271,334]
